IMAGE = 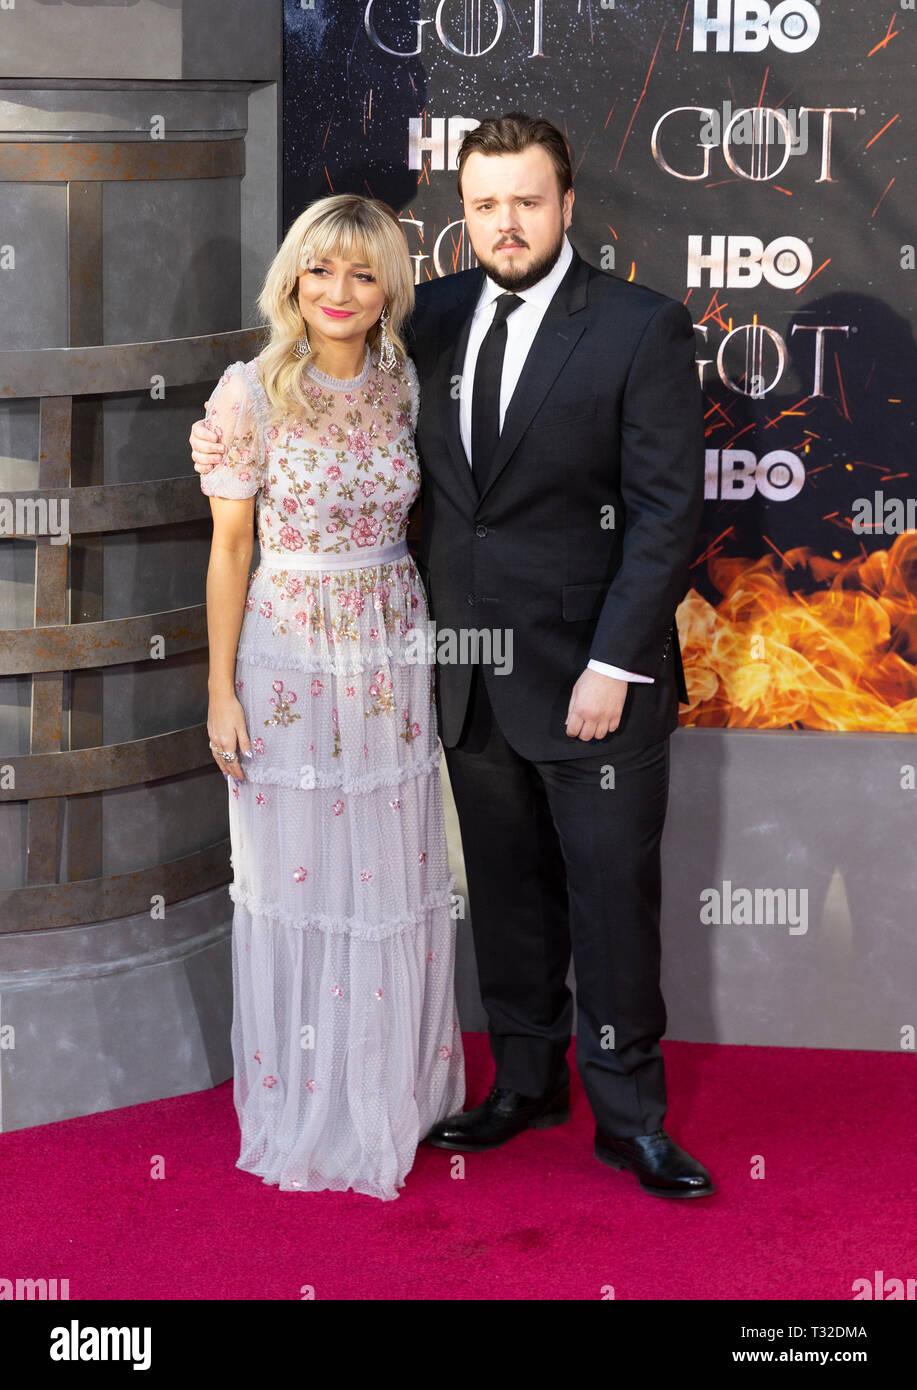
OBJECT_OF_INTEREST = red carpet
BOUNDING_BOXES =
[1,1034,912,1300]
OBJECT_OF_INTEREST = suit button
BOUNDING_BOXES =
[475,525,487,538]
[466,593,476,606]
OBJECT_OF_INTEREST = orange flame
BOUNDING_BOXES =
[677,532,917,731]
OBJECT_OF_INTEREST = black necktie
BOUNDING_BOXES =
[470,292,524,494]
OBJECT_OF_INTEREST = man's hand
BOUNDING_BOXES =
[565,668,628,741]
[190,418,225,473]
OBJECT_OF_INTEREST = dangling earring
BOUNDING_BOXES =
[377,305,396,372]
[293,323,311,359]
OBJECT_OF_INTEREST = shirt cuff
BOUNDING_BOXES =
[587,658,655,684]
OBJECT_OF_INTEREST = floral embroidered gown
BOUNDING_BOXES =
[200,342,465,1201]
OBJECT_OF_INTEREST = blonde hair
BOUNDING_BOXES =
[255,194,414,417]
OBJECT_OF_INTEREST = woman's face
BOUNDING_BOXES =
[297,252,387,349]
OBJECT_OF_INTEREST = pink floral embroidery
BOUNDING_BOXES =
[331,984,343,999]
[437,1047,452,1061]
[263,1075,278,1088]
[279,524,304,550]
[259,600,272,618]
[266,679,300,728]
[293,866,308,882]
[375,988,383,1000]
[360,870,373,882]
[347,427,373,462]
[332,799,344,816]
[419,851,426,863]
[351,516,382,547]
[254,1050,261,1063]
[390,798,401,810]
[305,1079,316,1093]
[256,792,267,805]
[310,679,324,696]
[253,737,265,754]
[400,710,422,744]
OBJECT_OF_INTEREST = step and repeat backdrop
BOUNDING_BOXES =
[282,0,915,733]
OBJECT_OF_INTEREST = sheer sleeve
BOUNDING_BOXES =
[403,353,420,434]
[199,361,265,499]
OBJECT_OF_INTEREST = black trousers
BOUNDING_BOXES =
[443,665,670,1137]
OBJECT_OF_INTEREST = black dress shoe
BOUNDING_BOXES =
[594,1127,715,1198]
[424,1082,571,1152]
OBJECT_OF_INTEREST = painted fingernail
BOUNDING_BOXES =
[243,750,253,759]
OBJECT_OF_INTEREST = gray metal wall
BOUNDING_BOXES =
[0,0,280,1131]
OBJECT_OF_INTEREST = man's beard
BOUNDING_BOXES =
[476,224,566,292]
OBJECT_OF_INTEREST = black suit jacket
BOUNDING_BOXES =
[407,245,705,761]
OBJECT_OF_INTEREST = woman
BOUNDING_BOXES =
[199,194,465,1200]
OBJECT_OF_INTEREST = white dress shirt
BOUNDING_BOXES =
[459,234,653,685]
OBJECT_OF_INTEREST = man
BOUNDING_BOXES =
[191,113,712,1198]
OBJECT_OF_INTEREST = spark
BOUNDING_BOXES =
[864,114,899,150]
[723,422,757,449]
[615,23,666,170]
[794,257,831,295]
[762,535,794,568]
[690,526,736,570]
[573,135,594,180]
[867,16,900,58]
[698,290,730,332]
[869,177,895,219]
[833,352,851,421]
[675,1,689,51]
[765,396,810,430]
[756,66,770,108]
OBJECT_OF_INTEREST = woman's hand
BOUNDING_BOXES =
[208,693,253,780]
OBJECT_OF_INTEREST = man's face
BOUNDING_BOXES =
[460,145,574,291]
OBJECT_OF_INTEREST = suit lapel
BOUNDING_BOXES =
[437,271,483,509]
[431,248,592,509]
[477,250,590,506]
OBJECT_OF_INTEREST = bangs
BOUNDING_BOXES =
[298,211,380,277]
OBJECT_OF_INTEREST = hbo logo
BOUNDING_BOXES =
[705,449,805,502]
[687,235,812,290]
[693,0,820,53]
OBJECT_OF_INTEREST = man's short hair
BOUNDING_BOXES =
[456,113,573,203]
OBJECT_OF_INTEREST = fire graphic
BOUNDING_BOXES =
[677,532,917,731]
